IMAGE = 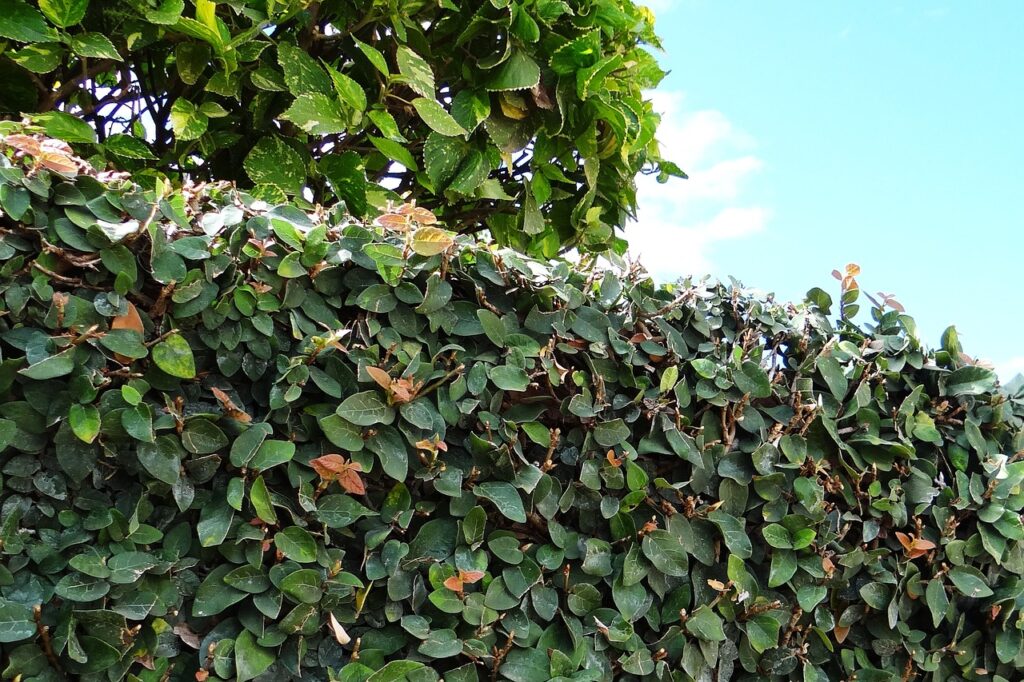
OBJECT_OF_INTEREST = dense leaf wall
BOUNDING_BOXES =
[1,134,1024,682]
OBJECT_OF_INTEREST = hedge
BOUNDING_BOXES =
[1,130,1024,682]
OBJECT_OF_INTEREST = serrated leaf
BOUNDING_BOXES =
[486,51,541,92]
[70,33,121,60]
[169,99,208,141]
[412,98,467,137]
[396,46,434,98]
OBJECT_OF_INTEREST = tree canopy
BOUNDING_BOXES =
[0,0,684,257]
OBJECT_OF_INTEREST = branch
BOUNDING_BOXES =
[42,59,117,111]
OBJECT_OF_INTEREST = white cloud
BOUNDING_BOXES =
[628,207,771,279]
[997,356,1024,381]
[628,91,769,281]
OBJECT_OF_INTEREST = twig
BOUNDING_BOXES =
[34,604,64,678]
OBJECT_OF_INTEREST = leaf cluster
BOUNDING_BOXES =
[0,0,683,257]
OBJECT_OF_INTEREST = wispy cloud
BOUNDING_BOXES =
[628,91,770,281]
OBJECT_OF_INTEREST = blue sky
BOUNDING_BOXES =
[628,2,1023,376]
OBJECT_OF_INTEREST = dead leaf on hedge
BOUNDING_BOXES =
[110,302,144,364]
[896,532,936,559]
[443,569,485,593]
[211,387,252,424]
[327,612,351,645]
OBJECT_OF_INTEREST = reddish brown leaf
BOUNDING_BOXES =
[111,302,144,334]
[337,467,366,495]
[3,134,42,156]
[443,575,464,592]
[365,366,392,391]
[460,570,484,584]
[311,455,365,494]
[377,213,410,231]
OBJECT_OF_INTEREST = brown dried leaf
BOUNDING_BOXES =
[173,622,202,649]
[111,302,144,334]
[211,387,252,424]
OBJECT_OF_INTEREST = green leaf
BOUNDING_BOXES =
[229,423,272,467]
[319,151,367,218]
[169,99,208,141]
[244,136,305,194]
[477,309,507,347]
[69,403,100,443]
[274,527,317,563]
[746,614,780,654]
[488,365,529,392]
[352,36,388,75]
[368,135,418,171]
[193,565,246,617]
[104,134,157,160]
[19,348,75,379]
[463,505,486,547]
[947,366,998,396]
[396,46,434,98]
[337,391,394,426]
[152,333,196,378]
[137,438,181,485]
[250,475,278,524]
[926,578,948,627]
[280,568,322,604]
[235,629,274,682]
[412,98,467,137]
[762,524,792,549]
[641,530,688,577]
[54,573,109,601]
[39,0,88,27]
[34,111,97,143]
[366,425,409,481]
[948,566,994,598]
[0,599,35,643]
[685,605,725,641]
[197,500,234,548]
[317,495,374,528]
[486,51,541,92]
[281,93,348,134]
[768,549,797,588]
[70,33,121,60]
[0,0,60,41]
[278,41,332,95]
[594,419,630,447]
[474,482,526,523]
[707,510,753,559]
[326,63,367,112]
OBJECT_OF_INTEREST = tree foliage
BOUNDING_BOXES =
[1,132,1024,682]
[0,0,683,257]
